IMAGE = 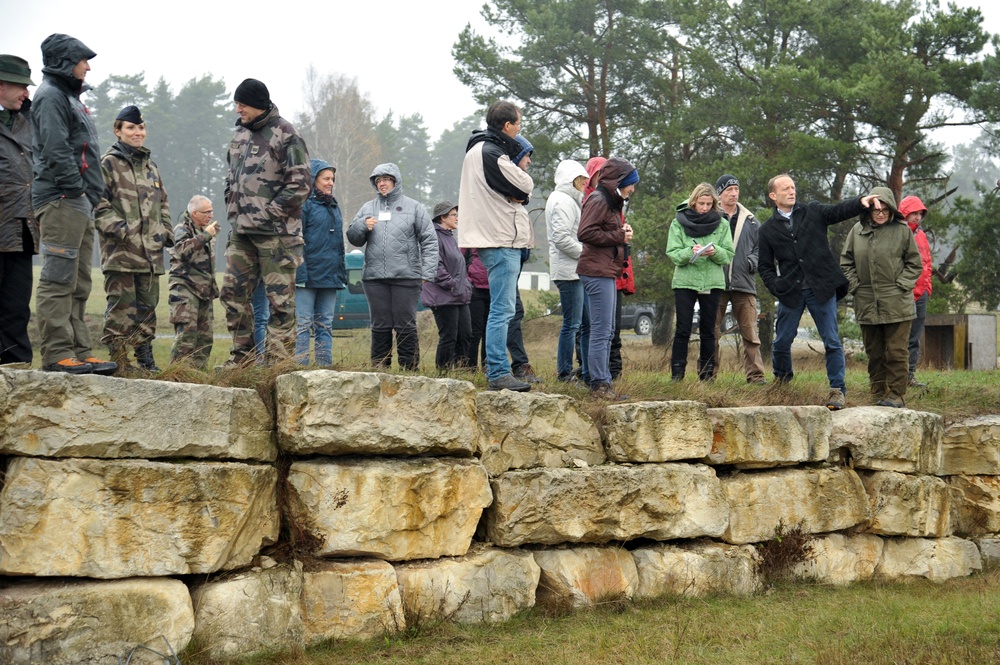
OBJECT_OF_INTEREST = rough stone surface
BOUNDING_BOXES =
[484,463,728,547]
[976,537,1000,566]
[876,536,982,581]
[276,370,478,456]
[0,368,274,461]
[0,577,193,665]
[706,406,830,468]
[791,533,884,585]
[395,545,540,624]
[859,471,952,537]
[475,391,605,475]
[533,546,637,609]
[947,475,1000,537]
[0,457,278,578]
[720,467,870,544]
[828,407,942,473]
[301,559,405,643]
[190,562,304,659]
[632,541,761,598]
[938,416,1000,475]
[602,400,711,463]
[286,457,492,561]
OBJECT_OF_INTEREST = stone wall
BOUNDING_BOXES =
[2,368,998,663]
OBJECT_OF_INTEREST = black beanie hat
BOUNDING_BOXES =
[115,105,143,124]
[234,78,271,110]
[715,174,739,195]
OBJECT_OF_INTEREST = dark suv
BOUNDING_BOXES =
[621,301,738,336]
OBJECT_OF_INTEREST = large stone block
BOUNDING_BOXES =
[828,407,942,473]
[276,370,477,456]
[602,400,711,463]
[859,471,952,537]
[484,463,728,547]
[938,416,1000,475]
[395,546,540,625]
[705,406,830,468]
[720,467,870,544]
[191,563,304,659]
[948,475,1000,537]
[0,368,274,461]
[791,533,884,585]
[0,578,193,665]
[876,536,982,582]
[0,457,278,578]
[301,559,405,643]
[976,537,1000,567]
[476,391,605,475]
[533,546,637,609]
[632,541,760,598]
[286,458,492,561]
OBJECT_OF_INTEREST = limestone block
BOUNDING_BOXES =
[286,457,492,560]
[876,536,982,582]
[705,406,830,468]
[632,541,760,598]
[720,467,869,544]
[976,537,1000,566]
[191,562,304,659]
[791,533,884,585]
[395,546,540,625]
[0,457,278,578]
[476,390,605,475]
[938,416,1000,475]
[828,407,942,473]
[0,578,193,665]
[484,463,728,547]
[533,546,637,609]
[602,400,711,463]
[948,475,1000,537]
[0,368,274,461]
[301,559,405,643]
[276,370,477,456]
[859,471,952,537]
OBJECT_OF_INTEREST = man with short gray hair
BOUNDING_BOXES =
[168,195,220,368]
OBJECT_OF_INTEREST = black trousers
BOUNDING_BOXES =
[0,239,34,364]
[432,304,472,370]
[363,279,421,370]
[671,288,721,377]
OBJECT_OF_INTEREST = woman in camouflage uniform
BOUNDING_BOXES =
[95,105,172,373]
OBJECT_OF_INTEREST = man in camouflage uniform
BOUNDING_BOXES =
[219,78,310,365]
[168,195,220,369]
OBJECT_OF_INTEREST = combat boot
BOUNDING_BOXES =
[135,342,161,373]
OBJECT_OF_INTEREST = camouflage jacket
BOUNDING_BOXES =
[168,210,219,301]
[0,105,39,253]
[225,105,310,240]
[95,141,173,273]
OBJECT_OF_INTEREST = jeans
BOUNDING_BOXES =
[609,289,622,380]
[773,288,846,392]
[908,292,928,376]
[672,288,721,379]
[432,304,472,370]
[556,279,588,379]
[581,275,616,385]
[252,280,269,359]
[478,247,522,381]
[362,279,421,369]
[295,287,339,365]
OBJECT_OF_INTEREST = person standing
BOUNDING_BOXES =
[295,158,346,366]
[0,55,38,366]
[457,101,534,392]
[505,134,541,384]
[665,183,734,381]
[168,196,220,369]
[898,195,933,387]
[758,173,879,409]
[422,201,472,372]
[712,174,766,383]
[95,105,172,373]
[219,78,311,366]
[840,188,922,407]
[31,34,116,375]
[347,163,437,370]
[546,159,590,382]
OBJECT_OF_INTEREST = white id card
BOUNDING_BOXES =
[378,210,392,221]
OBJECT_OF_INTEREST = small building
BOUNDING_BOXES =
[517,271,551,291]
[922,313,997,371]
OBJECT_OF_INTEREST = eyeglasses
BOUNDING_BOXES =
[375,176,395,185]
[872,208,890,216]
[196,209,213,216]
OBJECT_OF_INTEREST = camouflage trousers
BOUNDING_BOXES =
[101,271,159,349]
[169,285,214,370]
[220,232,302,364]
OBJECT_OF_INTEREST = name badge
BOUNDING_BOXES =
[378,211,392,221]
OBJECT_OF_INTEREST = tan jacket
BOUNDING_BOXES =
[457,128,533,249]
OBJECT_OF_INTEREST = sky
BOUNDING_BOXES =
[3,0,998,144]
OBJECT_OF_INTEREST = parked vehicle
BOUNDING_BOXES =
[621,301,738,336]
[332,250,426,329]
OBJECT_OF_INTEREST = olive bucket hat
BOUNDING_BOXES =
[0,55,35,86]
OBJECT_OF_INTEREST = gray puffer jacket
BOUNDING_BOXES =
[347,163,437,281]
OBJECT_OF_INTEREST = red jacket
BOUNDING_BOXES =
[899,196,933,300]
[584,157,635,293]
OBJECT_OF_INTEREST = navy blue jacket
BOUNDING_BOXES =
[295,158,346,289]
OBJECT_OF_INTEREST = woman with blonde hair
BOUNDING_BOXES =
[665,182,734,381]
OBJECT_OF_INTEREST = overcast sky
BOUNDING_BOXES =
[4,0,998,144]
